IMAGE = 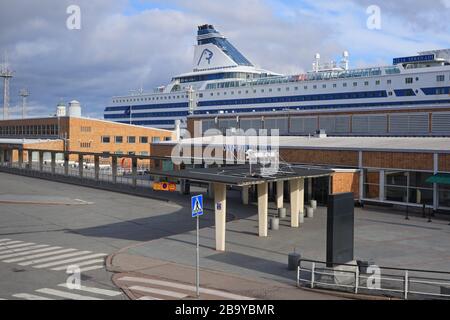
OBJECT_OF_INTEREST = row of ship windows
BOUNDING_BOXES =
[112,75,448,103]
[206,76,449,97]
[106,86,450,114]
[113,95,190,104]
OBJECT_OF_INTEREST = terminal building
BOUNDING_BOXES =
[149,114,450,213]
[0,101,174,166]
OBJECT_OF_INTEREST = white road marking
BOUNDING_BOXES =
[32,253,106,269]
[0,244,49,255]
[13,293,54,300]
[119,276,254,300]
[35,288,103,300]
[79,265,104,273]
[0,242,35,250]
[51,258,105,271]
[138,296,162,300]
[58,283,121,297]
[3,248,76,263]
[0,241,22,246]
[128,286,188,299]
[0,239,11,243]
[18,251,92,266]
[0,246,59,259]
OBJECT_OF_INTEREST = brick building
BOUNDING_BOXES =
[150,120,450,212]
[0,116,174,164]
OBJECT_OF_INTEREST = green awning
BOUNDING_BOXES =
[426,174,450,185]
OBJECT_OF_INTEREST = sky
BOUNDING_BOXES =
[0,0,449,119]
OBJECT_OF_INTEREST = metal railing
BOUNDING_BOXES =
[0,161,163,197]
[297,258,450,300]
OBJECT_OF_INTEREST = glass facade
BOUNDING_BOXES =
[363,170,434,207]
[439,185,450,208]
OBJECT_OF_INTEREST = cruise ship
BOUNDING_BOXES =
[104,24,450,130]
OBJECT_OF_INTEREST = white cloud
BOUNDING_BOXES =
[0,0,448,119]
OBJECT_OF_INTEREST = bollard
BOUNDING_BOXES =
[288,251,301,271]
[310,200,317,210]
[428,208,432,223]
[306,206,314,218]
[270,217,280,231]
[299,212,305,224]
[278,208,287,219]
[422,204,426,218]
[405,205,410,220]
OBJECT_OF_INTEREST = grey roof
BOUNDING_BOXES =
[150,165,333,186]
[165,136,450,153]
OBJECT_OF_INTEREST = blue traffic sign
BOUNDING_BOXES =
[191,195,204,218]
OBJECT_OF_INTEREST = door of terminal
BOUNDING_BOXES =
[311,176,330,206]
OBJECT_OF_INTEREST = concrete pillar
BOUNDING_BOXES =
[290,179,300,228]
[299,178,305,217]
[64,152,69,176]
[242,186,249,205]
[214,183,227,251]
[51,152,56,174]
[78,154,83,178]
[28,151,33,170]
[6,149,11,165]
[276,180,284,209]
[433,153,439,211]
[258,182,268,237]
[94,155,100,181]
[207,183,214,199]
[379,170,385,201]
[359,151,364,202]
[18,149,24,168]
[39,151,44,172]
[111,156,117,183]
[132,157,138,188]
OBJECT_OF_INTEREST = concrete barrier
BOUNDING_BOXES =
[306,206,314,218]
[278,208,286,219]
[270,217,280,230]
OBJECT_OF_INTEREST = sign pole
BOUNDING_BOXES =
[191,194,203,299]
[196,214,200,298]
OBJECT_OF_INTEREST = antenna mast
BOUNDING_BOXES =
[19,89,29,119]
[0,52,14,120]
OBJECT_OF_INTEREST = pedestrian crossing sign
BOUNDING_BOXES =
[191,195,204,218]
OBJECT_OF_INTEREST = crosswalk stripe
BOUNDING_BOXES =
[58,283,122,297]
[129,286,188,299]
[0,239,11,243]
[19,251,92,266]
[0,244,49,256]
[138,296,162,300]
[51,259,105,271]
[0,241,22,246]
[0,246,63,260]
[79,265,104,273]
[32,253,106,269]
[35,288,103,300]
[3,248,75,263]
[13,293,55,300]
[119,276,254,300]
[0,242,35,250]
